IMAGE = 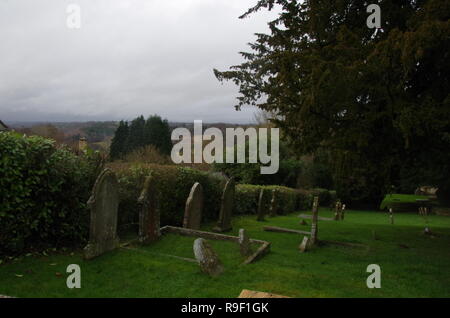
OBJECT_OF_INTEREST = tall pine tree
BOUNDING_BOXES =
[109,120,129,160]
[144,115,173,155]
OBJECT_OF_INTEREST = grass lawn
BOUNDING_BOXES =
[1,209,450,298]
[379,194,432,211]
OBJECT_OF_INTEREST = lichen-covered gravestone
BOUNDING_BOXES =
[84,169,120,260]
[269,189,277,217]
[138,176,160,244]
[298,236,309,253]
[183,182,204,230]
[334,200,342,221]
[239,228,251,256]
[310,196,319,245]
[341,204,346,220]
[213,178,235,232]
[257,189,266,221]
[389,208,394,225]
[193,238,224,277]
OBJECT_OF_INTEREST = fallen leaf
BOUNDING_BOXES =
[55,272,62,277]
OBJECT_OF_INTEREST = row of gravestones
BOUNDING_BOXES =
[83,169,236,260]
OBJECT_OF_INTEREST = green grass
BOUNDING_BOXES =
[380,194,432,211]
[1,209,450,298]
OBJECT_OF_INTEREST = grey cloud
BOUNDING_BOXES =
[0,0,278,123]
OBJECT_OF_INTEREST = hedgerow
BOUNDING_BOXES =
[0,132,103,256]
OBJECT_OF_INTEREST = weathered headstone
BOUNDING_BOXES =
[239,228,251,256]
[193,238,224,277]
[138,176,160,244]
[213,177,235,232]
[84,169,120,260]
[298,236,309,253]
[310,196,319,245]
[183,182,204,230]
[389,208,394,225]
[334,200,342,221]
[341,204,346,220]
[268,189,277,217]
[257,189,266,221]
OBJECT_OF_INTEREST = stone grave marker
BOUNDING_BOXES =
[334,200,342,221]
[239,228,251,256]
[268,189,277,217]
[213,177,235,232]
[298,236,309,253]
[257,189,266,221]
[310,196,319,245]
[138,176,160,244]
[183,182,204,230]
[341,204,346,220]
[389,208,394,225]
[84,169,120,260]
[193,238,224,277]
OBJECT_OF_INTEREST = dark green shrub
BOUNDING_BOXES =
[234,184,307,216]
[311,188,332,206]
[0,132,102,257]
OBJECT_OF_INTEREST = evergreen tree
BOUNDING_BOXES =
[127,115,146,152]
[144,115,173,155]
[109,120,129,160]
[214,0,450,205]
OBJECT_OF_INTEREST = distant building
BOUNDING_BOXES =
[0,120,9,132]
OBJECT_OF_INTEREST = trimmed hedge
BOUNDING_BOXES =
[110,163,316,230]
[0,132,102,256]
[234,184,309,216]
[109,163,226,229]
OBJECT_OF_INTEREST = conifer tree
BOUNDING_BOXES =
[144,115,173,155]
[109,120,129,160]
[214,0,450,204]
[127,115,146,152]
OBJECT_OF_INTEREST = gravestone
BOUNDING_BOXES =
[239,228,251,256]
[334,200,342,221]
[341,204,346,220]
[183,182,204,230]
[84,169,120,260]
[298,236,309,253]
[268,189,277,217]
[138,176,160,244]
[310,196,319,245]
[213,178,235,232]
[257,189,266,221]
[389,208,394,225]
[193,238,224,277]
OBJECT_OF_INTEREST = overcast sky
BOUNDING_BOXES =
[0,0,279,124]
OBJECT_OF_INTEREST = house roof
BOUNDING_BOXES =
[0,120,9,130]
